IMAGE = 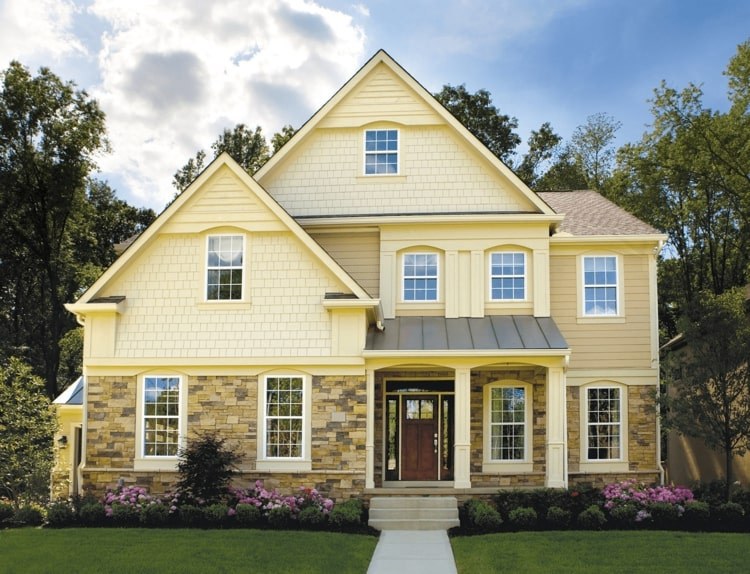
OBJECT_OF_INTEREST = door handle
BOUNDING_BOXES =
[433,433,438,453]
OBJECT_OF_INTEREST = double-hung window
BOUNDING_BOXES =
[490,252,526,300]
[143,376,181,457]
[403,253,438,301]
[489,386,527,461]
[263,376,304,459]
[586,387,622,460]
[583,255,618,315]
[364,129,398,175]
[206,235,244,300]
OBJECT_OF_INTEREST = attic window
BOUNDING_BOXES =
[206,235,244,300]
[364,129,398,175]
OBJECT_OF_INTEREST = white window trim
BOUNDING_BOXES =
[483,380,533,474]
[578,253,624,321]
[257,374,312,472]
[205,233,246,302]
[401,251,440,303]
[579,383,629,473]
[134,374,187,472]
[363,128,400,176]
[488,251,527,302]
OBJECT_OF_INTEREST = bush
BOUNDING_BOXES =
[12,505,44,527]
[235,503,261,527]
[577,505,606,530]
[608,503,638,528]
[545,506,571,529]
[111,503,140,526]
[683,500,710,529]
[464,499,502,532]
[179,504,205,528]
[649,502,680,528]
[203,503,229,528]
[0,501,15,525]
[140,503,170,527]
[299,506,326,529]
[716,502,745,530]
[46,501,76,527]
[328,499,363,530]
[176,432,240,505]
[267,505,293,529]
[508,507,537,530]
[79,502,105,526]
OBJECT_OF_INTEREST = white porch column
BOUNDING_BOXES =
[546,366,568,488]
[365,368,375,489]
[454,367,472,489]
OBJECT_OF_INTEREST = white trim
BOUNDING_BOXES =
[488,251,527,302]
[579,382,629,472]
[482,380,533,472]
[258,374,312,467]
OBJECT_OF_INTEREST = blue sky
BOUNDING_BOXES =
[1,0,748,210]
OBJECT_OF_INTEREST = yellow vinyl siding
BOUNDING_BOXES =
[310,231,380,297]
[549,252,652,370]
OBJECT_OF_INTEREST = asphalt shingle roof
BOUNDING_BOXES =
[538,190,661,236]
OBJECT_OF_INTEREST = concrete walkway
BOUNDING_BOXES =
[367,530,458,574]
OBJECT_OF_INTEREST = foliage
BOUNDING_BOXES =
[78,502,105,526]
[203,503,230,528]
[463,498,503,532]
[544,506,571,529]
[514,122,561,187]
[103,485,158,517]
[267,504,293,528]
[298,505,327,529]
[232,480,334,520]
[683,500,711,527]
[328,498,364,530]
[602,480,693,513]
[0,500,15,523]
[576,505,606,530]
[434,83,521,163]
[662,288,750,496]
[234,503,261,527]
[46,501,76,527]
[507,506,537,530]
[271,124,296,153]
[175,432,240,505]
[11,505,44,526]
[139,502,169,527]
[0,358,58,505]
[715,501,745,528]
[110,502,140,526]
[178,504,204,528]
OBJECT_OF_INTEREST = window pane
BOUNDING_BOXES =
[265,376,304,458]
[143,376,180,458]
[365,129,399,175]
[490,252,525,300]
[587,387,621,460]
[490,387,526,460]
[206,235,243,300]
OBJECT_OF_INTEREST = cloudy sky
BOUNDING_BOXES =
[1,0,748,210]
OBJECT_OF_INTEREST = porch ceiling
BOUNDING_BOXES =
[365,316,568,352]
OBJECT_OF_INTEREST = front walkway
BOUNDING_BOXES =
[367,530,458,574]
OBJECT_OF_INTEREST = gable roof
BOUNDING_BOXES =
[70,153,376,309]
[538,190,662,237]
[53,376,84,406]
[255,49,555,217]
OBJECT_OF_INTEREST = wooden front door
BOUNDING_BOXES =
[400,395,439,480]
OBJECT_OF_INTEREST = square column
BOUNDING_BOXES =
[365,368,375,489]
[546,366,567,488]
[453,367,472,489]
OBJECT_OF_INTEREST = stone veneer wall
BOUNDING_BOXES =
[82,374,367,500]
[567,385,660,487]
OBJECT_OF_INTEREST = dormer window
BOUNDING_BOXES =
[364,129,398,175]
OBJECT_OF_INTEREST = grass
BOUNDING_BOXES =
[0,528,378,574]
[451,531,750,573]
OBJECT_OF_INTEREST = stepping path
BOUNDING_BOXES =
[367,530,458,574]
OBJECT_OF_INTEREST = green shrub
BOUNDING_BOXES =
[111,503,140,526]
[267,505,293,529]
[179,504,205,528]
[176,432,240,505]
[545,506,571,529]
[328,499,363,530]
[235,503,261,527]
[577,505,606,530]
[46,501,76,527]
[203,503,229,528]
[13,506,44,527]
[464,499,502,532]
[683,500,710,530]
[79,502,105,526]
[649,502,680,527]
[609,503,638,527]
[140,503,169,527]
[1,501,16,525]
[298,506,326,529]
[716,502,745,530]
[508,507,537,530]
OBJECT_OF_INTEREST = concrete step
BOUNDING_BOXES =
[368,496,460,531]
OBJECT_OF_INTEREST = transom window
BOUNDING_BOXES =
[586,387,621,460]
[403,253,438,301]
[583,256,618,315]
[490,252,526,300]
[364,129,398,175]
[206,235,244,300]
[143,376,181,457]
[264,376,304,458]
[489,386,527,461]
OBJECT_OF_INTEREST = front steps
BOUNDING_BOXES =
[368,496,460,530]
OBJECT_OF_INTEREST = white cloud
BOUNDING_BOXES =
[82,0,365,208]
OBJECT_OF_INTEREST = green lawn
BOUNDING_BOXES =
[451,531,750,574]
[0,528,378,574]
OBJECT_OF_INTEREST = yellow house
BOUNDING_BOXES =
[62,50,666,507]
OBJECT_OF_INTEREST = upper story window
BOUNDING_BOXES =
[490,252,526,301]
[403,253,438,301]
[206,235,244,300]
[585,386,622,461]
[364,129,398,175]
[583,255,618,315]
[143,376,181,457]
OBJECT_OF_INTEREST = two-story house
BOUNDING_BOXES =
[61,50,665,501]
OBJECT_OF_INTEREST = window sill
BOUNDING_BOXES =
[195,301,252,311]
[134,457,179,472]
[482,462,533,474]
[256,460,312,473]
[578,461,629,473]
[357,175,406,183]
[576,316,626,325]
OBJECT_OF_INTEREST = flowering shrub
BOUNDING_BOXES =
[602,480,694,522]
[231,480,333,519]
[102,485,164,518]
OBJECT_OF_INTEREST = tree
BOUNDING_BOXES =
[663,288,750,499]
[0,357,58,506]
[176,432,240,505]
[515,122,561,187]
[434,84,521,163]
[271,124,296,153]
[570,112,621,191]
[0,61,108,398]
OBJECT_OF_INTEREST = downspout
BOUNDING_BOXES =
[653,240,666,484]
